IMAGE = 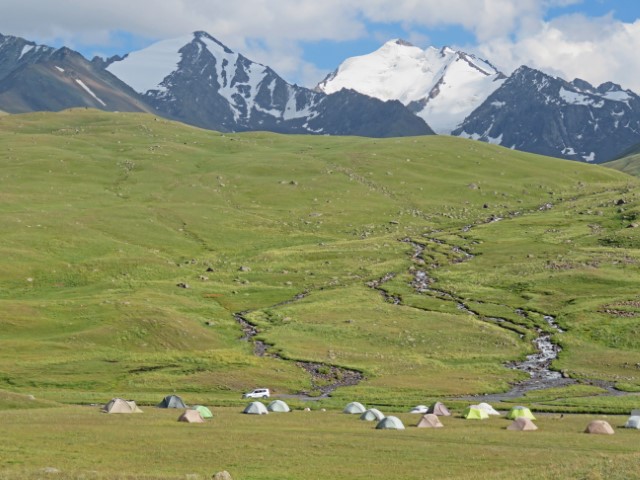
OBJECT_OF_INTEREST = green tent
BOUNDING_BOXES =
[507,406,536,420]
[376,416,405,430]
[462,405,489,420]
[190,405,213,419]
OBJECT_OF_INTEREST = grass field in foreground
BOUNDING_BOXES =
[0,405,639,480]
[1,109,640,411]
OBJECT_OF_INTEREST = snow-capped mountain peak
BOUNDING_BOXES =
[317,40,505,134]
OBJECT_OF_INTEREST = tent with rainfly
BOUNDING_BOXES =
[102,398,143,414]
[267,400,290,413]
[190,405,213,419]
[507,417,538,431]
[376,416,405,430]
[409,405,428,414]
[243,401,268,415]
[178,409,204,423]
[463,405,489,420]
[343,402,366,414]
[417,413,444,428]
[156,395,187,409]
[360,408,385,422]
[427,402,451,416]
[507,406,536,420]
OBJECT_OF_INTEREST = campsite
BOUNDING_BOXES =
[2,110,640,478]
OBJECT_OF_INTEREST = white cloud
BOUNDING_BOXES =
[478,14,640,92]
[0,0,638,92]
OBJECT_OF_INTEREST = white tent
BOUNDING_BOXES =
[243,401,268,415]
[409,405,428,414]
[267,400,291,413]
[376,416,405,430]
[343,402,366,414]
[360,408,385,422]
[477,402,500,416]
[625,415,640,429]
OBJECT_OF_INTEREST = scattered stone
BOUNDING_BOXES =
[212,471,233,480]
[199,275,209,281]
[239,266,251,272]
[27,394,35,400]
[468,183,479,190]
[42,467,60,474]
[304,407,311,412]
[616,199,627,205]
[26,277,33,282]
[205,321,216,327]
[627,223,639,229]
[176,282,190,289]
[206,267,215,272]
[483,203,489,209]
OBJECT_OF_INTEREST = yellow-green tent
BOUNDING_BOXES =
[462,405,489,420]
[507,406,536,420]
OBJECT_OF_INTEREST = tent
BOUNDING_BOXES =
[624,415,640,429]
[343,402,366,414]
[417,413,444,428]
[376,416,405,430]
[190,405,213,419]
[478,402,500,416]
[463,405,489,420]
[156,395,187,409]
[178,409,204,423]
[507,417,538,431]
[507,406,536,420]
[427,402,451,416]
[361,408,385,422]
[409,405,428,414]
[585,420,615,435]
[631,409,640,416]
[243,401,268,415]
[102,398,142,414]
[267,400,291,413]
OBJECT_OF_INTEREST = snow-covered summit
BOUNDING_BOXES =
[317,39,506,134]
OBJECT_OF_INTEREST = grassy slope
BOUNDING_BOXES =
[0,109,639,409]
[606,153,640,176]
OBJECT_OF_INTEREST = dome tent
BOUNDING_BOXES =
[477,402,500,416]
[507,406,536,420]
[376,416,405,430]
[427,401,451,416]
[462,405,489,420]
[417,414,444,428]
[102,398,142,414]
[190,405,213,419]
[343,402,366,414]
[156,395,187,409]
[585,420,614,435]
[624,415,640,429]
[267,400,291,413]
[360,408,385,422]
[243,401,268,415]
[178,409,204,423]
[409,405,428,414]
[507,417,538,431]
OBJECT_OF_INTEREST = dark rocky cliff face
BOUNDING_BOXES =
[453,66,640,163]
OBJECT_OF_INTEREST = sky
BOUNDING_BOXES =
[1,0,639,91]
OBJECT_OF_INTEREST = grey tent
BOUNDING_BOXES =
[267,400,290,413]
[156,395,187,409]
[244,401,269,415]
[343,402,366,414]
[417,413,444,428]
[102,398,142,414]
[427,401,451,416]
[360,408,385,422]
[625,416,640,429]
[376,416,405,430]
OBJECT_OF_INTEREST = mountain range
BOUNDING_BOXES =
[1,30,639,162]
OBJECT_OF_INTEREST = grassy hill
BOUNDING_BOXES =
[0,109,639,410]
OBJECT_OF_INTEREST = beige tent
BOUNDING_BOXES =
[417,413,444,428]
[178,409,204,423]
[507,417,538,431]
[427,402,451,416]
[102,398,143,414]
[585,420,615,435]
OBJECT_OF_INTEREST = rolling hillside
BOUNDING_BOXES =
[1,109,639,409]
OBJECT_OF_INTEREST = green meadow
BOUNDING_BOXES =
[2,109,640,478]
